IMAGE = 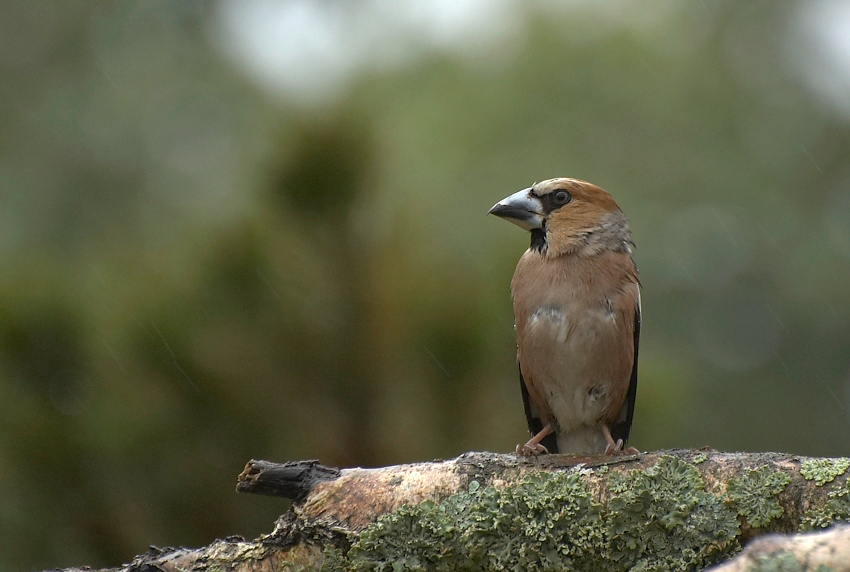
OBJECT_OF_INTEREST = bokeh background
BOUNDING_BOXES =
[2,0,850,570]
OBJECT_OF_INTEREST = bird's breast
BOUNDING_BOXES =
[528,304,569,343]
[518,300,631,431]
[522,300,623,382]
[511,249,638,432]
[525,301,618,345]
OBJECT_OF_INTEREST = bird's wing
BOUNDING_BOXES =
[611,293,640,445]
[519,364,559,453]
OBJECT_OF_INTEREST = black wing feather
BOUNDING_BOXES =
[610,304,640,445]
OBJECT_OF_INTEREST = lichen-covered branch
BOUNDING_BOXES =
[54,449,850,572]
[708,525,850,572]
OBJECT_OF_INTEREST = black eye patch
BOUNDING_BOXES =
[539,189,572,213]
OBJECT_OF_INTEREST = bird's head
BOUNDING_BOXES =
[489,178,633,257]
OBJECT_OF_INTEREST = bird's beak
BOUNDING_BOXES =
[488,187,544,231]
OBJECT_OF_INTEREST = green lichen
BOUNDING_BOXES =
[802,476,850,530]
[607,456,740,571]
[324,457,742,571]
[319,547,348,572]
[725,465,791,528]
[800,458,850,486]
[692,454,707,465]
[336,470,608,571]
[747,551,805,572]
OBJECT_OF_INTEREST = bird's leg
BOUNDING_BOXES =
[516,424,553,456]
[602,425,639,456]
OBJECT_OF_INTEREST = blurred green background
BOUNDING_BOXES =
[2,0,850,570]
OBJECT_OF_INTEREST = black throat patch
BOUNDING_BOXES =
[530,228,546,253]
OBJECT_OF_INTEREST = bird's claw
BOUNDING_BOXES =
[604,439,639,456]
[516,442,549,456]
[604,438,623,455]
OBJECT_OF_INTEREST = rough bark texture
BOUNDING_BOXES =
[237,459,342,502]
[53,449,850,572]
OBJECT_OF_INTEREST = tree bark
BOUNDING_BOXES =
[707,525,850,572]
[54,449,850,572]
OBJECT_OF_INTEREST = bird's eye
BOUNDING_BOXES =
[553,190,571,205]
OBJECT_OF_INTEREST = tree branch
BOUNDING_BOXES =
[236,459,341,502]
[52,449,850,572]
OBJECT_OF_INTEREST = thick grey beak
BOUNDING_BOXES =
[488,187,544,231]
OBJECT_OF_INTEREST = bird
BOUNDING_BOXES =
[488,178,640,456]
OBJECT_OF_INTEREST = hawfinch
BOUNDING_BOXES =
[489,178,640,456]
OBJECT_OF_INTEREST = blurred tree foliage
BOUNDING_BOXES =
[1,1,850,570]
